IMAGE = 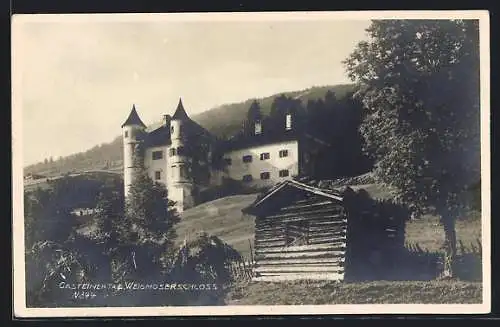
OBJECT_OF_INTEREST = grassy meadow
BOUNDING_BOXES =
[175,193,483,305]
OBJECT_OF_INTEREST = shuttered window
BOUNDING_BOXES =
[260,153,270,160]
[279,169,289,177]
[154,171,161,180]
[260,172,270,180]
[242,155,253,163]
[279,150,288,158]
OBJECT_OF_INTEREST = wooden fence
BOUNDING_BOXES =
[405,237,482,256]
[402,237,482,281]
[226,259,255,282]
[224,239,256,283]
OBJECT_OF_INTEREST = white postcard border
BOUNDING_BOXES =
[12,10,491,317]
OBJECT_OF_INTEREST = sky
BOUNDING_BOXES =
[13,14,371,167]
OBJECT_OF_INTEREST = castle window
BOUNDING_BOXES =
[171,125,174,133]
[279,150,289,158]
[179,165,187,179]
[255,121,262,135]
[285,113,292,130]
[155,171,161,180]
[242,155,253,163]
[177,146,185,156]
[224,158,232,166]
[152,151,163,160]
[260,152,270,160]
[242,174,253,182]
[124,131,128,138]
[279,169,289,177]
[169,148,176,157]
[260,172,270,180]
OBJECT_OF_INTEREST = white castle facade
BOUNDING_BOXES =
[122,98,331,213]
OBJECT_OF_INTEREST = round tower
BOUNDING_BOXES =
[121,104,147,198]
[168,98,194,212]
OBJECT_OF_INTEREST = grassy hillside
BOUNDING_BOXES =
[174,194,259,258]
[24,84,356,177]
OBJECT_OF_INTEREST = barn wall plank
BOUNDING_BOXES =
[255,250,345,260]
[253,273,344,281]
[255,266,344,273]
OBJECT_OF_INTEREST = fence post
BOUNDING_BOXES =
[476,238,482,255]
[248,239,254,265]
[459,240,466,255]
[470,242,477,254]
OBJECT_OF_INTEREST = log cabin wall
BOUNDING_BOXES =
[253,192,348,281]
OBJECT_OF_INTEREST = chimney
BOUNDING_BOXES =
[163,114,171,127]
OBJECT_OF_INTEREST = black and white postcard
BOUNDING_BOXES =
[12,11,491,317]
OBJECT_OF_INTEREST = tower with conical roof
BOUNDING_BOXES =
[121,104,147,197]
[168,98,195,212]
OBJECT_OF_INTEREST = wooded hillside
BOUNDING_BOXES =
[24,84,357,177]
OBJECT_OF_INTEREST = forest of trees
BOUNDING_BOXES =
[234,89,374,179]
[25,160,243,307]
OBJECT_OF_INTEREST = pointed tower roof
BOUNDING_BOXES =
[121,104,146,128]
[172,98,190,121]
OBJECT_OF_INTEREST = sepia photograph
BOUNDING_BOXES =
[11,11,490,317]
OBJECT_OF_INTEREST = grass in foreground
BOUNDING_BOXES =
[225,280,482,305]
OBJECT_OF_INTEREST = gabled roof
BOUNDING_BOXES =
[242,178,345,216]
[172,98,190,121]
[121,104,147,128]
[143,125,171,147]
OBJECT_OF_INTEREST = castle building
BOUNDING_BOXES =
[122,98,331,213]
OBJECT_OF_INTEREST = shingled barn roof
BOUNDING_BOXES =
[242,172,398,216]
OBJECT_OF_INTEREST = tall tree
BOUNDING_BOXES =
[269,94,305,133]
[243,100,263,136]
[343,20,480,277]
[121,144,180,280]
[246,100,262,122]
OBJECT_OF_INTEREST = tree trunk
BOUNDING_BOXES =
[441,214,457,278]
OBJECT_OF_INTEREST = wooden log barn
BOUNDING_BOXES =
[242,178,407,282]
